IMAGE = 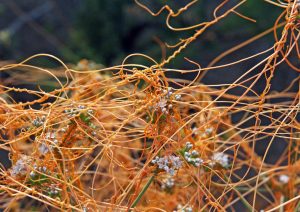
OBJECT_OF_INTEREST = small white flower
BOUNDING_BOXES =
[211,152,229,167]
[157,99,167,109]
[194,158,203,167]
[166,87,174,98]
[10,156,30,177]
[184,152,191,158]
[161,177,175,189]
[170,155,183,169]
[177,204,183,209]
[185,142,193,150]
[45,132,56,139]
[175,204,193,212]
[191,150,199,156]
[48,184,60,196]
[157,156,169,169]
[192,127,198,135]
[32,116,45,127]
[279,174,289,184]
[45,132,50,139]
[152,155,182,175]
[183,143,203,167]
[205,127,214,134]
[39,143,50,155]
[168,168,175,176]
[42,166,47,172]
[50,133,55,139]
[175,94,181,100]
[151,156,159,164]
[185,207,193,212]
[29,171,36,178]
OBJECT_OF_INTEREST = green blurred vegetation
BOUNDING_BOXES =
[63,0,282,67]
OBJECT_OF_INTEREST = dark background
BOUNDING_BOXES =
[0,0,285,65]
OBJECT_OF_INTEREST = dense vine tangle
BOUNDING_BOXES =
[135,0,300,211]
[0,55,235,211]
[136,0,300,210]
[0,1,299,212]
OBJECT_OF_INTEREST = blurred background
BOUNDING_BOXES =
[0,0,299,164]
[0,0,298,88]
[0,0,284,65]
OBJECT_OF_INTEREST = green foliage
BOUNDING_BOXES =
[27,172,49,186]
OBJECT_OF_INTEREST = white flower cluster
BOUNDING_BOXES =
[154,87,181,114]
[278,174,289,184]
[210,152,229,168]
[192,126,214,138]
[183,142,203,167]
[156,98,169,114]
[47,184,61,196]
[161,177,175,190]
[163,87,181,100]
[38,132,58,155]
[152,155,183,176]
[38,143,50,155]
[174,204,193,212]
[163,87,174,99]
[205,127,214,134]
[37,164,48,172]
[45,132,57,141]
[10,155,30,177]
[32,115,46,127]
[64,106,81,117]
[64,105,93,118]
[29,164,50,179]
